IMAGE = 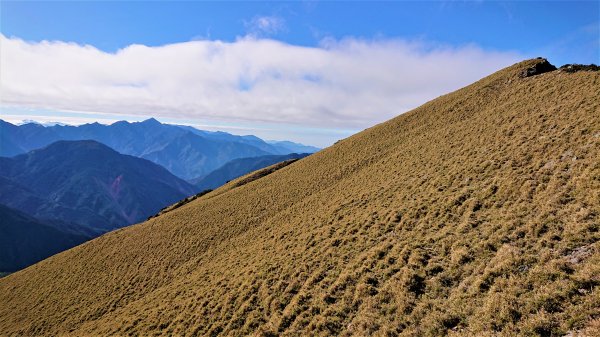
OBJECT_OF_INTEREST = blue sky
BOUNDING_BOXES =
[1,1,598,146]
[3,1,598,64]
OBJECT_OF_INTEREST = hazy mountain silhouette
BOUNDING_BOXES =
[191,153,310,191]
[266,140,320,154]
[0,119,319,179]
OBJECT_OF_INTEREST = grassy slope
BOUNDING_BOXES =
[0,59,599,336]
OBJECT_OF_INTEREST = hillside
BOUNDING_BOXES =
[0,204,90,272]
[0,140,196,232]
[191,153,311,191]
[0,118,318,179]
[0,59,598,336]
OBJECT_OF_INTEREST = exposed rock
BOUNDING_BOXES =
[559,64,600,73]
[565,245,593,264]
[521,58,557,77]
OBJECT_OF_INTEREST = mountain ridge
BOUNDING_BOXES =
[0,118,320,179]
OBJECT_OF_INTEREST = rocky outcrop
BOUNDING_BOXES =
[559,64,600,73]
[521,58,557,77]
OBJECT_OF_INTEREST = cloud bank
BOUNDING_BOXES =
[0,34,521,130]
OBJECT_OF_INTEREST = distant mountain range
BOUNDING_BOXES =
[176,125,318,155]
[266,140,320,154]
[0,140,196,233]
[192,152,310,191]
[0,118,319,179]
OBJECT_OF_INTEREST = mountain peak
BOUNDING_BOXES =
[39,139,117,156]
[140,117,161,125]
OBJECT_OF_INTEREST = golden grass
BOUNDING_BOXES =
[0,59,599,336]
[149,159,300,220]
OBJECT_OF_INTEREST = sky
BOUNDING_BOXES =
[0,1,598,147]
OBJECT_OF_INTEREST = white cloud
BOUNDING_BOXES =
[0,34,521,132]
[245,15,286,36]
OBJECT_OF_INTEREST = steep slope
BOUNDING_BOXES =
[0,118,317,179]
[0,140,196,231]
[0,59,599,336]
[0,204,90,272]
[191,153,311,190]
